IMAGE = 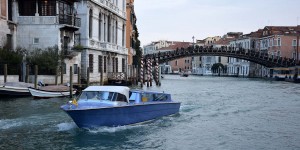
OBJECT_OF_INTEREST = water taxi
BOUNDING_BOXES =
[60,86,181,128]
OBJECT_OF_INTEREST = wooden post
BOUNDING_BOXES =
[133,65,136,85]
[4,64,7,83]
[140,57,144,88]
[34,65,38,89]
[60,66,63,85]
[26,65,29,83]
[87,67,90,87]
[55,66,58,85]
[158,65,161,86]
[78,67,81,87]
[69,66,73,98]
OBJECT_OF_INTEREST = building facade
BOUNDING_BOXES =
[76,0,127,82]
[126,0,137,65]
[0,0,13,49]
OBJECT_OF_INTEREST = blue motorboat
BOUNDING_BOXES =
[60,86,181,128]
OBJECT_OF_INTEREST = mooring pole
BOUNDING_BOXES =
[158,65,162,86]
[26,65,29,83]
[149,58,153,86]
[55,66,58,85]
[4,64,7,83]
[60,66,63,85]
[77,67,81,88]
[34,65,38,89]
[140,56,144,88]
[69,66,73,98]
[147,58,150,87]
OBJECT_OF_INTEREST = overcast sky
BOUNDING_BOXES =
[134,0,300,46]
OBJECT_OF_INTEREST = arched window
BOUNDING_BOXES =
[89,9,93,38]
[107,15,111,42]
[115,21,118,44]
[99,13,101,41]
[104,15,106,42]
[122,24,125,46]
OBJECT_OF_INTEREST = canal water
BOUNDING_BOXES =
[0,75,300,150]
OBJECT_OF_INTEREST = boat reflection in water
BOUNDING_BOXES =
[60,86,181,128]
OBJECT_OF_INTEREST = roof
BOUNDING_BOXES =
[158,42,191,50]
[83,86,130,100]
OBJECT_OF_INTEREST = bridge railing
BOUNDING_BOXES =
[144,46,299,67]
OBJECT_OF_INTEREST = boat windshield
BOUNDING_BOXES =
[78,91,115,101]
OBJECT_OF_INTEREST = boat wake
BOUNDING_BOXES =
[0,119,23,130]
[85,124,147,134]
[56,122,77,131]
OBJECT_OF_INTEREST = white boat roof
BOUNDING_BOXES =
[83,86,130,100]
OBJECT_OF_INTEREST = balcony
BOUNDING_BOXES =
[89,40,128,55]
[58,14,81,31]
[17,14,81,30]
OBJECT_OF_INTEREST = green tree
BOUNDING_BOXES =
[132,23,142,67]
[26,46,60,75]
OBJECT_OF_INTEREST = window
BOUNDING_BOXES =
[98,55,103,73]
[122,58,125,72]
[8,0,12,21]
[19,0,36,16]
[175,60,178,66]
[277,38,281,46]
[116,57,118,72]
[122,24,125,46]
[89,54,93,73]
[292,39,297,46]
[61,63,66,74]
[99,13,102,41]
[33,38,39,44]
[74,34,81,46]
[74,64,78,74]
[112,57,115,72]
[104,15,106,41]
[6,34,12,50]
[38,0,56,16]
[115,21,118,44]
[104,56,107,73]
[108,15,111,42]
[89,9,93,38]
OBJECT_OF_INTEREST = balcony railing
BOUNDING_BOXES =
[58,14,81,27]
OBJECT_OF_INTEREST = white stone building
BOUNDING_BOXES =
[76,0,127,82]
[228,33,260,77]
[0,0,13,48]
[143,40,175,54]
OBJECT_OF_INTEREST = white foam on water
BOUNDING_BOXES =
[57,122,77,131]
[0,119,23,129]
[87,124,145,134]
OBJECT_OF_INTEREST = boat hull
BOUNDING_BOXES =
[28,87,76,98]
[0,86,31,96]
[62,102,181,128]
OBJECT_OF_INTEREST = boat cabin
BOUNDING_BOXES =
[129,90,172,104]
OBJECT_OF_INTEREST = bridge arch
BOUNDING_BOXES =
[144,46,298,68]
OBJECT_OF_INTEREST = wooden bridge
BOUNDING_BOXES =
[143,46,299,68]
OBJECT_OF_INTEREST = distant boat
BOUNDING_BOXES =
[0,82,33,96]
[28,85,76,98]
[61,86,181,128]
[180,72,189,77]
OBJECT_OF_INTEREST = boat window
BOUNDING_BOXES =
[78,91,115,101]
[114,93,127,102]
[141,93,153,102]
[153,93,168,101]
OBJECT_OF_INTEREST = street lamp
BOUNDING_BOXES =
[192,36,195,47]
